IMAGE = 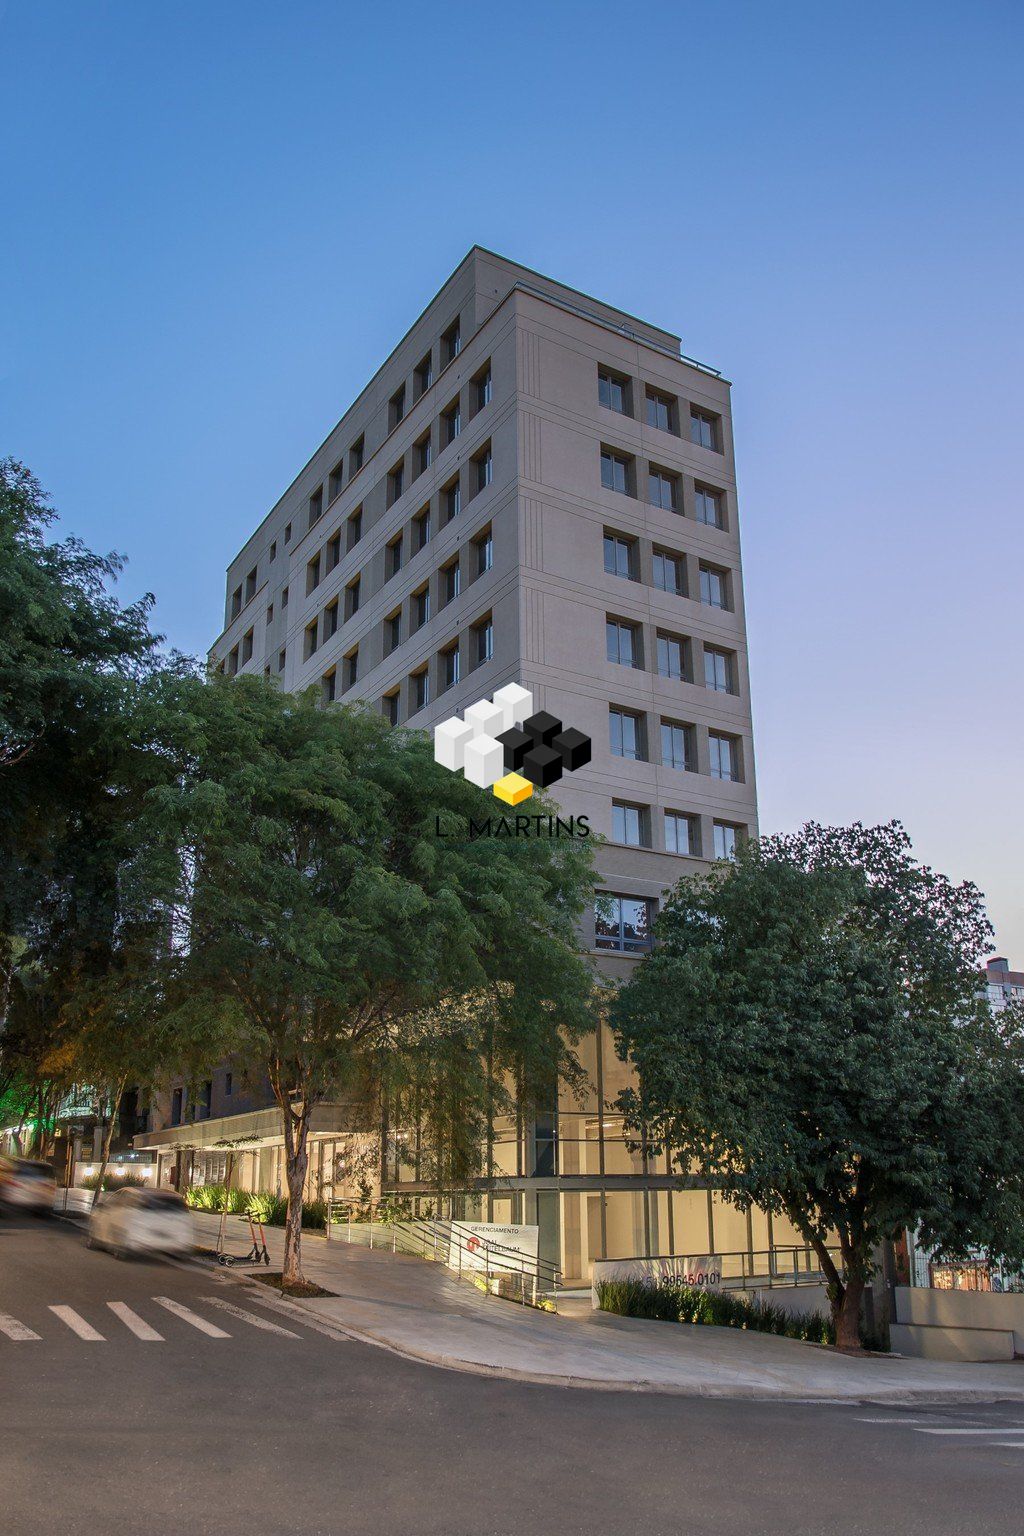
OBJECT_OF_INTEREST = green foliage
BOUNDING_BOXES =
[612,821,1023,1348]
[81,1170,146,1191]
[595,1279,869,1348]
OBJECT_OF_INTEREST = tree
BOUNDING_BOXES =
[611,821,1024,1350]
[145,676,598,1288]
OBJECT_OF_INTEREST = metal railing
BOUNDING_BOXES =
[324,1199,561,1306]
[597,1246,843,1293]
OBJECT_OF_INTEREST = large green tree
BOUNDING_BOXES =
[612,821,1024,1350]
[142,676,598,1286]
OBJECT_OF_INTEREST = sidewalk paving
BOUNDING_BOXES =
[193,1212,1024,1403]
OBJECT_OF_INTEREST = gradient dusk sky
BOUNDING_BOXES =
[3,1,1022,955]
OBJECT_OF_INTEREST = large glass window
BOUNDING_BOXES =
[665,811,699,856]
[657,632,685,680]
[709,732,738,781]
[690,408,720,450]
[704,647,734,693]
[652,549,683,594]
[700,564,728,609]
[610,708,643,760]
[661,719,693,771]
[598,371,629,414]
[603,533,636,579]
[714,822,740,860]
[695,484,723,528]
[645,389,674,433]
[601,450,631,494]
[595,895,653,952]
[607,619,640,667]
[648,468,677,511]
[612,802,647,847]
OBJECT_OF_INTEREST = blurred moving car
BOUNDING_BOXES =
[88,1187,194,1258]
[0,1156,56,1213]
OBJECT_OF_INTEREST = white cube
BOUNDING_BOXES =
[464,699,506,739]
[492,683,533,731]
[463,733,504,788]
[434,716,476,772]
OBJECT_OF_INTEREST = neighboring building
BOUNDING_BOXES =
[984,956,1024,1013]
[137,248,785,1284]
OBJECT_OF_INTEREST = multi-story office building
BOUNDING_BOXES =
[138,248,785,1284]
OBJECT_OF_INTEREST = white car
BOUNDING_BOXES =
[88,1187,194,1258]
[0,1157,56,1213]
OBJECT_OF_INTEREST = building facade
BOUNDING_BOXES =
[138,249,799,1283]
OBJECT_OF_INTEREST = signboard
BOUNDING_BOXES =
[447,1221,539,1274]
[591,1254,722,1306]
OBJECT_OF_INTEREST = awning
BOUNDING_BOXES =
[132,1102,363,1154]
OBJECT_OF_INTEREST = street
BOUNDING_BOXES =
[1,1213,1022,1535]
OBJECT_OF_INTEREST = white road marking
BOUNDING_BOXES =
[236,1285,352,1341]
[49,1306,105,1341]
[0,1312,41,1341]
[107,1302,164,1341]
[198,1296,301,1338]
[912,1428,1024,1436]
[153,1297,230,1338]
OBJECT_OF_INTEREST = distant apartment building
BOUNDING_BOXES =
[984,956,1024,1012]
[136,248,788,1284]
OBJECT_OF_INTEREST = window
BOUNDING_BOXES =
[412,583,431,629]
[414,352,433,398]
[645,388,676,434]
[171,1087,182,1126]
[278,648,286,672]
[661,719,695,771]
[245,567,257,603]
[326,530,341,571]
[266,602,274,624]
[690,407,720,451]
[598,370,630,415]
[442,399,461,445]
[308,486,323,529]
[442,558,460,605]
[226,645,239,676]
[413,506,431,551]
[414,432,432,477]
[612,802,649,847]
[606,618,640,668]
[704,646,735,693]
[347,507,362,551]
[441,642,460,691]
[385,609,402,653]
[284,522,292,543]
[474,363,492,412]
[474,526,493,574]
[321,668,336,704]
[652,548,684,595]
[601,448,632,495]
[709,732,740,782]
[665,811,700,857]
[304,620,319,661]
[472,444,493,494]
[700,563,729,610]
[472,615,493,666]
[230,585,242,619]
[595,894,653,952]
[264,664,271,679]
[714,822,741,860]
[442,319,461,364]
[388,460,405,505]
[324,598,339,639]
[443,477,461,521]
[695,484,724,529]
[344,577,360,620]
[412,667,430,710]
[349,436,364,478]
[389,384,406,430]
[386,535,403,579]
[383,691,400,726]
[657,631,688,680]
[281,584,289,608]
[343,648,358,691]
[328,459,345,502]
[603,533,637,580]
[269,541,277,563]
[241,628,253,664]
[224,1072,233,1096]
[648,466,678,511]
[610,707,645,761]
[306,553,322,595]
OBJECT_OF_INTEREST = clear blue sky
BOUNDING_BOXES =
[3,1,1022,956]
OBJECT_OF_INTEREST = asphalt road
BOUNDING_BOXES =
[1,1210,1022,1536]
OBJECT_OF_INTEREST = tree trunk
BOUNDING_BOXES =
[834,1272,865,1351]
[90,1075,128,1211]
[281,1100,310,1288]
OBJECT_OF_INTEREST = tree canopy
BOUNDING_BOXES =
[611,821,1024,1349]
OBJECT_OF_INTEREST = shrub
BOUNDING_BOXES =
[81,1170,147,1192]
[595,1278,842,1347]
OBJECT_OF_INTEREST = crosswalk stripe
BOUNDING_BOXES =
[153,1296,230,1338]
[0,1311,41,1342]
[107,1302,164,1341]
[197,1296,301,1338]
[49,1306,104,1341]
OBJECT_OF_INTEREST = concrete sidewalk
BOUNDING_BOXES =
[193,1212,1024,1403]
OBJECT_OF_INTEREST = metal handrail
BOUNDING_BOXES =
[596,1245,843,1292]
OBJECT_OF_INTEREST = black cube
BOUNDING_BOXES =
[521,743,564,788]
[552,727,591,772]
[497,726,532,773]
[523,710,562,747]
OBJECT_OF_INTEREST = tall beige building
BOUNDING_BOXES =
[152,248,772,1284]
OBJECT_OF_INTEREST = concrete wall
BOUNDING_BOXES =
[895,1285,1024,1353]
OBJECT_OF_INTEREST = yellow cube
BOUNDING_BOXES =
[493,771,533,805]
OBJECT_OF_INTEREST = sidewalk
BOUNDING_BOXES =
[193,1212,1024,1402]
